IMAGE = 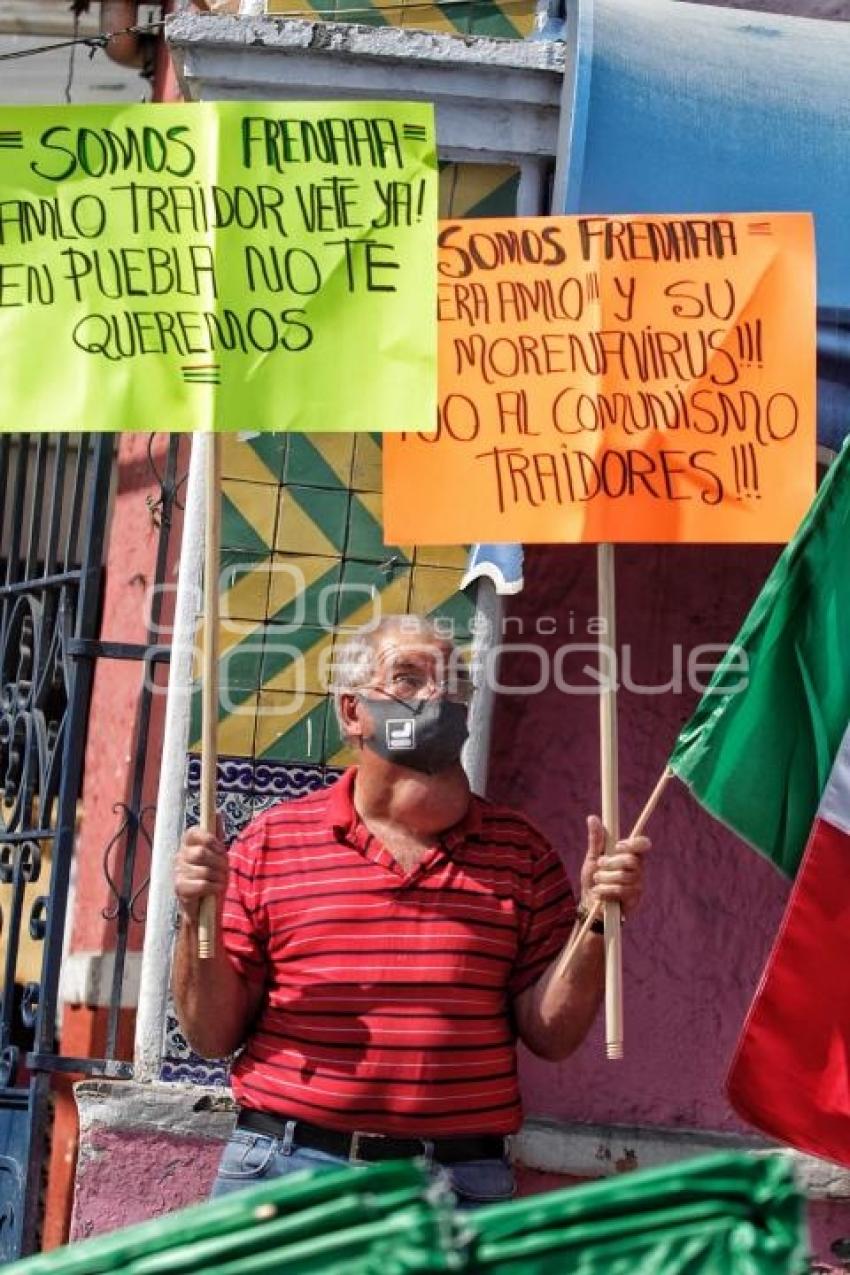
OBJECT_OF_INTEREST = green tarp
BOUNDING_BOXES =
[466,1152,806,1274]
[8,1151,807,1275]
[8,1161,459,1275]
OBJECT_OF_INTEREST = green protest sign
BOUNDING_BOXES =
[0,101,436,432]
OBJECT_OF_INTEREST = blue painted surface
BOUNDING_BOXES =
[0,1095,31,1261]
[561,0,850,449]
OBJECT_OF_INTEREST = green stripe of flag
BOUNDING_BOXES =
[669,442,850,878]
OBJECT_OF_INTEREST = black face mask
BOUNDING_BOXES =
[357,694,469,775]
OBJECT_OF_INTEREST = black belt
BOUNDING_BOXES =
[237,1108,506,1164]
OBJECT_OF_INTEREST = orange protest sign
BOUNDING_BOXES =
[384,213,816,544]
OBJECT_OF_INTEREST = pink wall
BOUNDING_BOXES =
[71,434,184,955]
[71,1129,220,1242]
[46,436,186,1250]
[488,541,790,1133]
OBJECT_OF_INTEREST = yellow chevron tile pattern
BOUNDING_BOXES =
[275,489,344,559]
[351,434,383,493]
[266,0,536,39]
[217,693,260,757]
[263,626,335,696]
[190,162,520,768]
[219,557,273,623]
[221,434,280,486]
[266,553,340,620]
[256,690,329,764]
[440,163,520,219]
[414,544,468,569]
[222,478,278,551]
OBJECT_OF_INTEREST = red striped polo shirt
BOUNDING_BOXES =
[222,767,575,1137]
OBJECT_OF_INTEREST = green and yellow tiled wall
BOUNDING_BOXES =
[188,163,520,772]
[267,0,536,40]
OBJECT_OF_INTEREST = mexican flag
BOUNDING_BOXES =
[669,440,850,1167]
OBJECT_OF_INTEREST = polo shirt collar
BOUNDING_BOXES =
[328,766,359,840]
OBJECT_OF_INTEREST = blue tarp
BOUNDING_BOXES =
[559,0,850,453]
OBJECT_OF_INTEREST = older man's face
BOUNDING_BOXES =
[365,628,472,705]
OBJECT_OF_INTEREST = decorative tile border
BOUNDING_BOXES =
[183,755,341,836]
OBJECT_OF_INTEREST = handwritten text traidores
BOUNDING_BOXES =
[384,213,815,544]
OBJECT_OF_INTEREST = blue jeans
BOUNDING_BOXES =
[210,1124,516,1208]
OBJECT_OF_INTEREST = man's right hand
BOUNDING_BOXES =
[174,825,229,924]
[172,823,260,1059]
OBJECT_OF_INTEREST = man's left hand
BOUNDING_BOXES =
[578,815,650,920]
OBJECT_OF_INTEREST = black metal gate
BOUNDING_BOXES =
[0,434,114,1261]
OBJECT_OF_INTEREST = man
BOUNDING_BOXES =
[173,615,649,1202]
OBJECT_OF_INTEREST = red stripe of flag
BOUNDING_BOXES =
[727,727,850,1166]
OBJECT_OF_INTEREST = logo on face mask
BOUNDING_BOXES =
[358,694,468,774]
[386,719,415,750]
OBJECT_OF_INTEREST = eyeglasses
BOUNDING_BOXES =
[363,669,474,705]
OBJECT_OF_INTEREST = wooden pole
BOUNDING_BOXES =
[629,764,674,841]
[553,765,673,981]
[596,543,623,1059]
[198,432,221,960]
